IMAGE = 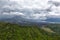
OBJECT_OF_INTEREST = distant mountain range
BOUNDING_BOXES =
[0,15,60,26]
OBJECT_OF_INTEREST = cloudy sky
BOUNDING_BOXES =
[0,0,60,23]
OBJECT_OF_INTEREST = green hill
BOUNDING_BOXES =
[0,22,60,40]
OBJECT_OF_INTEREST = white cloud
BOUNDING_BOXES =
[10,0,50,9]
[3,12,25,16]
[0,0,60,22]
[30,13,47,20]
[47,12,60,18]
[52,0,60,2]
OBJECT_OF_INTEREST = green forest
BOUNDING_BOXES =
[0,22,60,40]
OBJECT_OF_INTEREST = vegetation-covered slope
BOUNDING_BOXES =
[0,22,60,40]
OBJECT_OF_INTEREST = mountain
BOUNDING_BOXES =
[0,22,60,40]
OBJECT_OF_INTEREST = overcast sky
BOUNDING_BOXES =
[0,0,60,23]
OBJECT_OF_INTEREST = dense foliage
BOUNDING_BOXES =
[0,22,60,40]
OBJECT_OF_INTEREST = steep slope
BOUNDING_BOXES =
[0,22,60,40]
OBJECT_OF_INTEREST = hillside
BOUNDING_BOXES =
[0,22,60,40]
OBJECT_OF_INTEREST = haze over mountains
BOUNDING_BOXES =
[0,0,60,23]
